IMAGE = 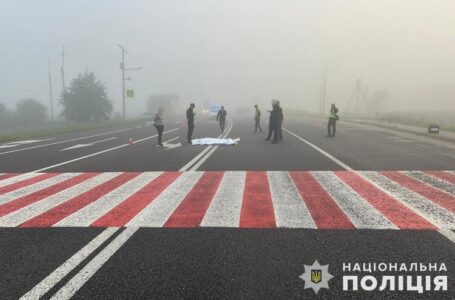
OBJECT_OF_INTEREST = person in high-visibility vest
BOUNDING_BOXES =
[254,104,262,133]
[327,103,339,137]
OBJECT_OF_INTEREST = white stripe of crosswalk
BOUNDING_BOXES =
[360,171,455,229]
[268,171,316,228]
[55,173,161,227]
[201,171,245,227]
[0,172,42,188]
[313,171,396,229]
[403,171,455,196]
[0,173,80,206]
[127,172,203,227]
[0,173,120,227]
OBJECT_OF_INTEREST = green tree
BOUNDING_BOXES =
[15,98,47,125]
[60,71,112,122]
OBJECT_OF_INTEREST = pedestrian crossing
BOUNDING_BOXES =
[0,170,453,229]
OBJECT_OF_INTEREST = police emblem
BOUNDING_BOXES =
[299,260,333,294]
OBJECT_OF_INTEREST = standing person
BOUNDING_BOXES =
[154,106,164,146]
[186,103,196,144]
[277,100,283,140]
[270,103,280,144]
[254,104,262,133]
[265,99,277,141]
[216,106,227,134]
[327,103,339,137]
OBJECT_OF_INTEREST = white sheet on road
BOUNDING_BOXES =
[191,138,240,145]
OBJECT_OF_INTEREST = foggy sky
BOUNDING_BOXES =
[1,0,454,117]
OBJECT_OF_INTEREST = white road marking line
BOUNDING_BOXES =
[282,128,353,171]
[313,171,396,229]
[0,173,80,206]
[403,171,455,196]
[0,129,130,155]
[268,171,317,228]
[360,171,455,229]
[438,228,455,243]
[127,172,203,227]
[0,173,42,188]
[59,137,118,151]
[20,227,120,300]
[179,119,231,171]
[31,128,179,172]
[0,173,120,227]
[163,136,179,144]
[49,227,139,300]
[55,173,160,227]
[189,119,233,171]
[201,171,245,227]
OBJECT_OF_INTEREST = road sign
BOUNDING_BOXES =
[126,89,134,98]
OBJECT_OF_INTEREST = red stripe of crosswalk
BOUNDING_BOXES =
[92,172,181,227]
[164,172,224,228]
[336,171,436,229]
[381,171,455,213]
[0,173,19,181]
[0,173,99,217]
[425,171,455,185]
[19,173,140,228]
[240,171,276,228]
[290,171,354,229]
[0,173,58,195]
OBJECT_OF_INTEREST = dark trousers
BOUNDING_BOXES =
[272,125,279,143]
[266,122,273,140]
[154,125,164,144]
[255,118,262,132]
[328,118,336,137]
[187,123,194,142]
[219,120,226,133]
[278,122,283,140]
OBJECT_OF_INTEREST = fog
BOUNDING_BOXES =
[1,0,454,120]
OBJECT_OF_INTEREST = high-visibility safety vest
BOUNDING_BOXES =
[329,109,338,119]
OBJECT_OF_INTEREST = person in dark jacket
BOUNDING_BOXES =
[186,103,195,144]
[154,106,164,146]
[216,106,227,134]
[327,103,339,137]
[264,100,276,141]
[277,100,283,140]
[270,103,280,144]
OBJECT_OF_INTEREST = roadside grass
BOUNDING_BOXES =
[0,120,141,143]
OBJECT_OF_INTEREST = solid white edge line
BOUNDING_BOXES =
[20,227,120,300]
[31,128,179,173]
[282,127,353,171]
[49,227,139,300]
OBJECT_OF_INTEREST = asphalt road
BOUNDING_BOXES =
[0,115,454,299]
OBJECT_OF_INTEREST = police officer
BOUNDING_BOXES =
[216,106,227,134]
[254,104,262,133]
[186,103,195,144]
[327,103,339,137]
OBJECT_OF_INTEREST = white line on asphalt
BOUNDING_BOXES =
[185,119,233,171]
[20,227,120,300]
[163,136,179,144]
[30,128,179,173]
[59,137,118,151]
[0,129,130,155]
[50,227,139,300]
[282,128,353,171]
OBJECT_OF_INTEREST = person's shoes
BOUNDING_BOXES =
[188,141,192,144]
[157,143,164,147]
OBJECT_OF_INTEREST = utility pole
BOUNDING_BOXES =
[117,44,141,121]
[48,57,54,121]
[61,46,66,93]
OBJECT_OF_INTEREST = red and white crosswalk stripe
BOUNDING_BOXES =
[0,170,453,230]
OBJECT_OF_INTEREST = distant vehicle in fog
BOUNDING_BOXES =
[208,104,222,118]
